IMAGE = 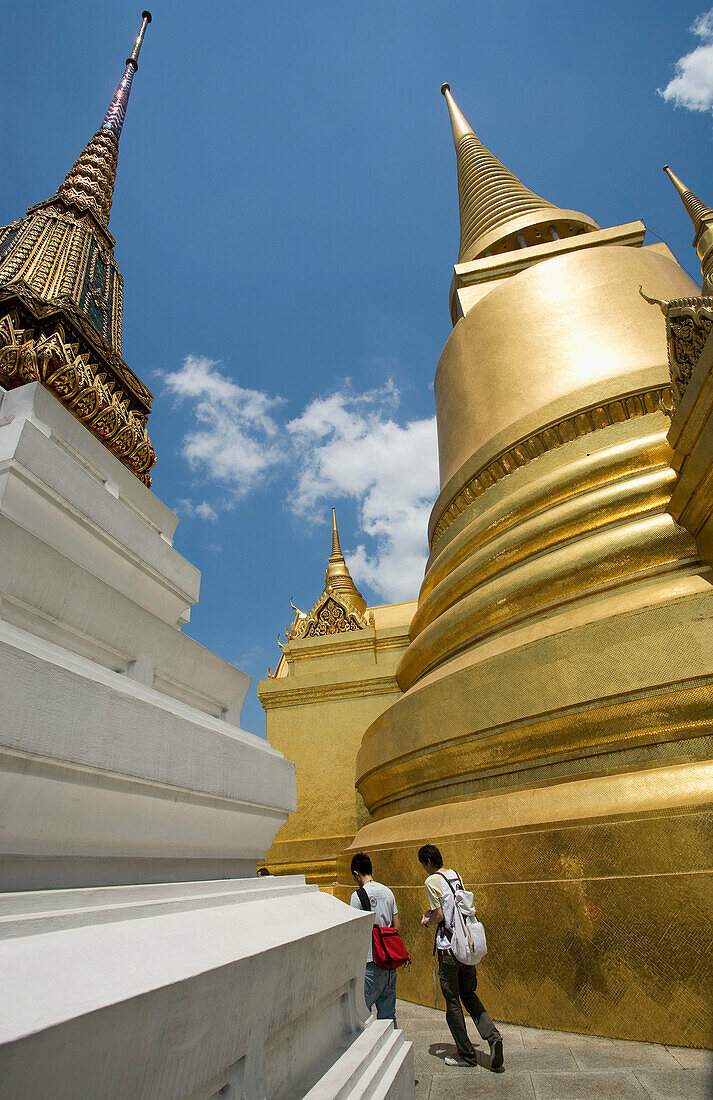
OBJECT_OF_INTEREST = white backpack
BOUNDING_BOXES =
[439,872,487,966]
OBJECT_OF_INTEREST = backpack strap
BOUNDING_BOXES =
[438,871,463,894]
[356,886,371,912]
[436,872,465,950]
[439,872,457,896]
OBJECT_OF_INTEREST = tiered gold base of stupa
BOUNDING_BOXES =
[338,238,713,1048]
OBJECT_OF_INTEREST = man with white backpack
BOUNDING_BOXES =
[418,844,504,1071]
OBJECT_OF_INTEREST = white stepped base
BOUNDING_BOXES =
[0,877,414,1100]
[303,1019,414,1100]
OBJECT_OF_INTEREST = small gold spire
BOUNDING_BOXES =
[663,165,713,294]
[441,83,598,263]
[325,508,367,615]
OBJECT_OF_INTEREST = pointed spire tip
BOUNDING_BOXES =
[441,83,450,95]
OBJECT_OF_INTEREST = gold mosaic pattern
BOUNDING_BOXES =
[57,129,119,229]
[0,310,155,485]
[335,804,713,1047]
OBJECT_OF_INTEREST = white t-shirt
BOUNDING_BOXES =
[350,880,398,963]
[425,869,462,951]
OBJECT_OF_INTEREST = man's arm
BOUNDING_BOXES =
[391,910,400,932]
[421,874,445,927]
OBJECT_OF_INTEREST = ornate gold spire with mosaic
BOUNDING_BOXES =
[441,83,598,262]
[286,509,368,641]
[0,12,156,485]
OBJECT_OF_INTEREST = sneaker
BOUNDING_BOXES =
[489,1038,504,1071]
[445,1053,478,1067]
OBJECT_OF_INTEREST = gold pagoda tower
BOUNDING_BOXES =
[332,87,713,1047]
[0,13,156,485]
[259,510,416,887]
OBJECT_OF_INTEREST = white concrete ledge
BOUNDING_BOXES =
[0,877,413,1099]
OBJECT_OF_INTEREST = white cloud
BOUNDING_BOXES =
[287,385,437,602]
[164,359,439,604]
[176,498,219,522]
[162,356,284,495]
[660,10,713,112]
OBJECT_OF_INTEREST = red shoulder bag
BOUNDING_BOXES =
[357,888,411,970]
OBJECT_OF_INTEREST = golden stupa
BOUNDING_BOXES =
[264,85,713,1047]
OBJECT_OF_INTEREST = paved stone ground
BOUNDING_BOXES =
[396,999,713,1100]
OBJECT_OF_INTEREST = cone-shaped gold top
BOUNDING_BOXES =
[441,84,598,262]
[664,165,713,293]
[325,508,367,615]
[663,165,713,240]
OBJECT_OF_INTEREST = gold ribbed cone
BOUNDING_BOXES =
[325,508,367,615]
[441,84,597,262]
[57,129,119,227]
[664,165,713,294]
[663,165,711,229]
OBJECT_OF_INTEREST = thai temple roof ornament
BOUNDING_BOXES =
[54,11,152,232]
[639,165,713,414]
[440,83,598,262]
[0,12,157,485]
[285,509,368,641]
[325,507,368,615]
[663,165,713,295]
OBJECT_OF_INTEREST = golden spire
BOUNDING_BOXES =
[663,165,713,294]
[325,508,367,615]
[0,13,157,487]
[56,12,152,229]
[440,83,597,263]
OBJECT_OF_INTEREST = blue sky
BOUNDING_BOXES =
[3,1,712,735]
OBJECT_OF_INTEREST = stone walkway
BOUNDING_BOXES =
[396,999,713,1100]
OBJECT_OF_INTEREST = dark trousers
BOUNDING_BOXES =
[438,951,501,1057]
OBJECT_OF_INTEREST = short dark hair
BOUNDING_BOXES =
[256,867,270,876]
[350,852,372,876]
[418,844,443,869]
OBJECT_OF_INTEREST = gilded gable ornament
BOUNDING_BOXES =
[638,166,713,414]
[283,509,368,644]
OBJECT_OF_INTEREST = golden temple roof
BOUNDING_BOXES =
[284,509,368,642]
[441,83,598,262]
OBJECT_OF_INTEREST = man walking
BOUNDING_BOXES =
[418,844,504,1070]
[350,852,400,1025]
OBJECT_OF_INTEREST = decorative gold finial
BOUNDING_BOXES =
[663,165,713,294]
[441,84,597,263]
[331,506,342,557]
[325,508,367,615]
[441,83,474,146]
[279,508,369,643]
